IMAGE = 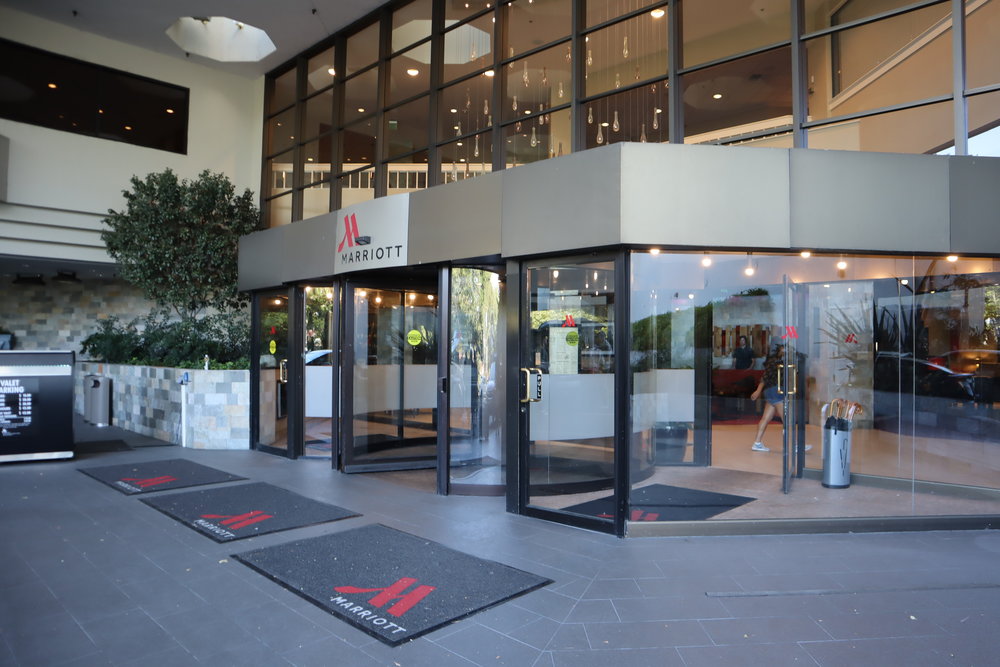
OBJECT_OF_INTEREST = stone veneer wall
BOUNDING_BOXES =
[1,277,157,353]
[76,362,249,450]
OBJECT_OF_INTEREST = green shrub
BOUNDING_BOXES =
[80,317,143,363]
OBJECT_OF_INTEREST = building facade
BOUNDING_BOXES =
[239,0,1000,536]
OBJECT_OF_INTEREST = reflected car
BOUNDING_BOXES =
[874,351,975,400]
[305,349,332,365]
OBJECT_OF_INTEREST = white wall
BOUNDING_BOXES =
[0,7,264,264]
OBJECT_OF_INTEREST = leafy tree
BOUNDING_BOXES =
[101,169,260,321]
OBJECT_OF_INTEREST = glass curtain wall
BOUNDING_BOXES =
[629,250,1000,523]
[263,0,1000,226]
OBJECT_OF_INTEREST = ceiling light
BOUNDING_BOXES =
[649,248,660,255]
[327,67,336,76]
[712,93,722,99]
[406,68,420,76]
[837,259,848,270]
[900,279,909,285]
[800,250,811,258]
[428,295,435,301]
[484,70,495,77]
[124,125,133,131]
[166,16,276,63]
[47,83,57,89]
[946,255,959,262]
[651,8,666,18]
[358,107,365,113]
[450,108,458,113]
[744,266,755,276]
[701,256,712,267]
[165,108,175,114]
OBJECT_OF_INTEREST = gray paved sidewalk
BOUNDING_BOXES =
[1,421,997,666]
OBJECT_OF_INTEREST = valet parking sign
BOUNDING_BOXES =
[333,195,409,275]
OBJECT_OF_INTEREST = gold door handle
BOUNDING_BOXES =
[777,363,784,395]
[788,364,798,396]
[520,368,531,403]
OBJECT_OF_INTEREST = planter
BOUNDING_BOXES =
[75,362,249,449]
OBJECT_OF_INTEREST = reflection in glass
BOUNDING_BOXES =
[267,150,294,198]
[346,22,380,75]
[585,81,668,148]
[301,179,332,220]
[627,250,1000,523]
[266,193,293,228]
[347,288,438,468]
[586,0,661,28]
[584,11,668,98]
[303,286,335,458]
[257,292,289,450]
[387,153,430,194]
[805,4,951,122]
[682,0,789,67]
[504,108,571,167]
[392,0,433,53]
[804,0,936,34]
[506,0,572,57]
[388,46,431,105]
[267,108,296,156]
[442,13,494,84]
[450,269,505,493]
[968,91,1000,157]
[807,100,953,154]
[439,75,494,141]
[306,47,336,94]
[503,45,572,124]
[383,96,430,159]
[342,118,377,168]
[269,68,296,113]
[967,0,1000,89]
[343,68,379,126]
[338,168,375,207]
[527,261,617,518]
[442,131,492,183]
[683,46,792,143]
[302,89,334,141]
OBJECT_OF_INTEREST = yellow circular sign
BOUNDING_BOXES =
[269,340,277,355]
[565,331,579,346]
[407,329,423,346]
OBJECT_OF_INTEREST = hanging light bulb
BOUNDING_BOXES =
[587,107,594,124]
[515,120,522,132]
[623,35,629,59]
[541,67,548,87]
[640,123,647,143]
[523,61,530,87]
[587,49,593,66]
[612,111,620,132]
[596,123,604,144]
[615,72,621,88]
[465,90,471,110]
[558,81,564,99]
[512,95,518,111]
[474,134,480,158]
[483,98,489,116]
[508,47,514,69]
[635,65,641,81]
[530,126,538,147]
[451,161,458,181]
[566,44,572,62]
[456,121,462,137]
[652,109,659,130]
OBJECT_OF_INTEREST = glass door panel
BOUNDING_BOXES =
[303,285,336,458]
[343,285,438,471]
[781,275,802,493]
[449,268,506,493]
[523,259,617,525]
[256,290,290,453]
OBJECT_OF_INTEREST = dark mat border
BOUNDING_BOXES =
[77,458,246,495]
[563,483,756,522]
[139,482,360,543]
[232,524,552,646]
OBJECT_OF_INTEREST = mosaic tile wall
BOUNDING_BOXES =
[76,362,250,450]
[0,279,152,354]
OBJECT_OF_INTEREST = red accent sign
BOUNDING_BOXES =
[561,314,576,327]
[334,577,436,617]
[845,333,858,343]
[780,326,799,339]
[337,213,371,252]
[121,475,177,488]
[200,510,273,530]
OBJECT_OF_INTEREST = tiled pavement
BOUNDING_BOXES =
[1,421,998,666]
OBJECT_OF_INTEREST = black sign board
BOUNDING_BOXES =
[0,351,74,462]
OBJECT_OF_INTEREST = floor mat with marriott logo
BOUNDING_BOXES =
[78,458,245,495]
[140,482,359,542]
[233,524,551,646]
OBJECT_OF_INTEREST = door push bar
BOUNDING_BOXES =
[777,363,797,396]
[520,367,543,403]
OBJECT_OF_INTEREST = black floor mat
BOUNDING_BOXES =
[141,482,359,542]
[562,483,755,521]
[74,440,132,454]
[234,524,551,646]
[78,459,245,495]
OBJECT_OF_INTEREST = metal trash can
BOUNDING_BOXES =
[822,402,853,488]
[83,375,111,427]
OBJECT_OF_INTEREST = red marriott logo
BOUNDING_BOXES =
[120,475,177,488]
[199,511,273,530]
[337,213,371,252]
[334,577,435,617]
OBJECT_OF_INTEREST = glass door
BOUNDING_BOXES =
[342,283,439,472]
[781,275,807,493]
[255,290,292,455]
[521,256,619,532]
[302,284,337,458]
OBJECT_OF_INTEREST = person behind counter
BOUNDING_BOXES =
[732,335,754,370]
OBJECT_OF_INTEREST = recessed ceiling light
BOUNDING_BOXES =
[946,255,959,262]
[484,70,495,77]
[406,68,420,76]
[358,107,365,113]
[651,8,665,18]
[124,125,133,131]
[166,108,175,114]
[327,67,336,76]
[450,108,458,113]
[47,82,57,89]
[800,251,811,258]
[712,93,723,99]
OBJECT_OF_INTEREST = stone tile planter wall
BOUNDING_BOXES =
[75,362,249,449]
